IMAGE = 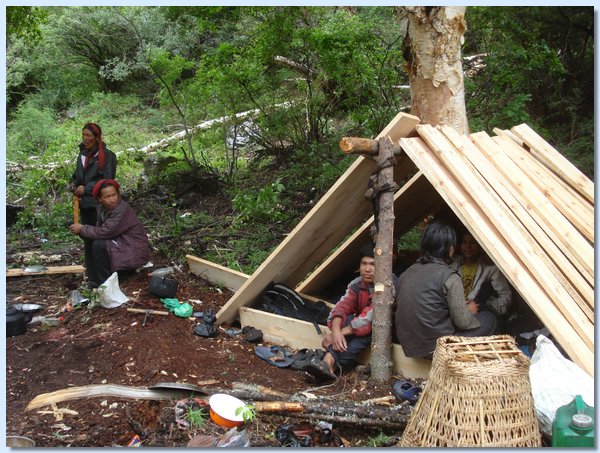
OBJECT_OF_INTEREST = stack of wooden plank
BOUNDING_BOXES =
[399,124,593,376]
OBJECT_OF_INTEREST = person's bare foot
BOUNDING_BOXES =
[323,352,336,375]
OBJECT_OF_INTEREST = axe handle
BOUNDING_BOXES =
[73,194,80,224]
[127,308,170,316]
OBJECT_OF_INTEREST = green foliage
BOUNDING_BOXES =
[235,404,256,423]
[7,102,59,158]
[232,179,285,223]
[186,407,207,429]
[367,432,391,447]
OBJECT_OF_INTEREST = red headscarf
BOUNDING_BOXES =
[83,123,106,170]
[92,179,120,200]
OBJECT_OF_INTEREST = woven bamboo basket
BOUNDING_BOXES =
[399,335,541,447]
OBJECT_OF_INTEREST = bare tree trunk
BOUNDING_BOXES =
[399,6,469,134]
[370,136,398,383]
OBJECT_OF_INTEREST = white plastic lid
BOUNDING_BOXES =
[571,413,593,429]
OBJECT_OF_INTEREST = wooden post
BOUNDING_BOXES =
[370,136,398,384]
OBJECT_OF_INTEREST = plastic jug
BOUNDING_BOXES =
[552,395,594,447]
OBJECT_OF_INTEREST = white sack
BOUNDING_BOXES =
[98,272,129,308]
[529,334,594,437]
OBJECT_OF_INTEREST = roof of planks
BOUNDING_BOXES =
[215,113,594,377]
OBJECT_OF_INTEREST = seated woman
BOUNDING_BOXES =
[450,231,512,318]
[394,222,497,359]
[70,179,149,288]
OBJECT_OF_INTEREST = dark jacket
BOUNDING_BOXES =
[79,200,149,272]
[394,258,461,358]
[71,143,117,209]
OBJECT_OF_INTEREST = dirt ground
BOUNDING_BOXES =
[6,248,412,447]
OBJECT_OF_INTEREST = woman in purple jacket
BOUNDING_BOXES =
[70,179,149,288]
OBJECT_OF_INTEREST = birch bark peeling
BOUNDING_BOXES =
[402,6,469,134]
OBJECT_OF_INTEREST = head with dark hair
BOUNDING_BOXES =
[359,242,375,259]
[420,221,456,264]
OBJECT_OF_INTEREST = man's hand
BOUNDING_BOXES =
[70,223,83,235]
[466,300,479,314]
[74,185,85,197]
[331,330,347,352]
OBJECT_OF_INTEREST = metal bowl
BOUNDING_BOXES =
[6,435,35,447]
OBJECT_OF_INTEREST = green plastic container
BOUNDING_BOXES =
[552,395,595,447]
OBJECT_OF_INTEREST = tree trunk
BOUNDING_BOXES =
[399,6,469,134]
[370,136,397,383]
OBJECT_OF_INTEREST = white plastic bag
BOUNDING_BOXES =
[529,334,594,437]
[97,272,129,308]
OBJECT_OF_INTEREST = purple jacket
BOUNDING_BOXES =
[80,200,149,272]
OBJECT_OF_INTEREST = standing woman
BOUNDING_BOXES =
[69,123,117,285]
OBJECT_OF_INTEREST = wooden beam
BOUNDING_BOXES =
[399,135,593,376]
[339,137,379,155]
[239,307,431,379]
[186,255,247,292]
[511,123,594,204]
[216,113,421,325]
[6,265,85,278]
[297,171,440,296]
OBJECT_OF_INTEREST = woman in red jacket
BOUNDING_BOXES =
[70,179,148,288]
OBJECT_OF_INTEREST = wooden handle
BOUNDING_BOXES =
[126,308,170,316]
[73,194,79,224]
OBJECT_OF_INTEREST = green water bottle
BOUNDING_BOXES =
[552,395,594,447]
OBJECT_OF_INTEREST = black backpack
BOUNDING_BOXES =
[260,283,330,333]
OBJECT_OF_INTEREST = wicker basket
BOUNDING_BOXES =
[399,335,541,447]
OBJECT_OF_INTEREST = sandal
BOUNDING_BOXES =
[304,357,336,381]
[391,380,422,404]
[255,345,294,368]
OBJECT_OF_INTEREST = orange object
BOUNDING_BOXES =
[73,194,80,224]
[208,394,245,428]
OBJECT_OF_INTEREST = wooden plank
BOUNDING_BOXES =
[440,128,593,313]
[494,130,593,218]
[419,125,594,333]
[216,113,421,325]
[186,254,335,308]
[470,131,594,283]
[399,135,593,376]
[186,255,248,292]
[492,127,523,147]
[6,265,85,277]
[492,135,593,242]
[441,128,594,320]
[239,307,431,379]
[511,123,594,203]
[297,171,441,296]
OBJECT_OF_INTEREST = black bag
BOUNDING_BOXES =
[260,283,330,333]
[149,275,178,298]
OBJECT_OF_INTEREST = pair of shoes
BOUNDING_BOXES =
[391,380,422,404]
[242,326,263,343]
[290,348,323,371]
[304,357,336,382]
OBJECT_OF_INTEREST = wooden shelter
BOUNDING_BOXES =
[188,113,594,378]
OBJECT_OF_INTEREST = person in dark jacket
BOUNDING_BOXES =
[69,179,148,288]
[68,123,117,278]
[304,242,398,381]
[394,222,497,359]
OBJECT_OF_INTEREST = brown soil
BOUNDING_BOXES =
[6,248,408,447]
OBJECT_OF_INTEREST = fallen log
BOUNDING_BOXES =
[26,382,409,430]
